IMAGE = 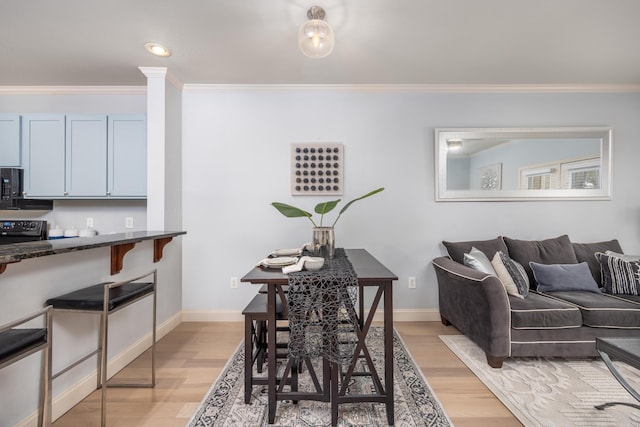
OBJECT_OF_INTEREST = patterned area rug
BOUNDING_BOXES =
[187,327,452,426]
[440,335,640,427]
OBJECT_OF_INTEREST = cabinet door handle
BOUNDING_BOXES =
[64,191,68,196]
[106,192,111,196]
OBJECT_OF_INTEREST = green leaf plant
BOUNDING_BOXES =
[271,187,384,228]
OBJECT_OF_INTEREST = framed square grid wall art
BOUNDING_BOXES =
[290,143,343,195]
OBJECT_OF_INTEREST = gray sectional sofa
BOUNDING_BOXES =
[432,235,640,368]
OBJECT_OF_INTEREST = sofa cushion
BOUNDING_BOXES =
[492,252,529,298]
[530,262,601,294]
[509,291,582,329]
[595,252,640,295]
[504,235,578,286]
[442,237,508,265]
[543,291,640,328]
[464,247,496,275]
[572,239,623,284]
[608,294,640,305]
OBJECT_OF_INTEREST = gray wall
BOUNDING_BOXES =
[181,89,640,314]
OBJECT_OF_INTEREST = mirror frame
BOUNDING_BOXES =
[435,127,613,201]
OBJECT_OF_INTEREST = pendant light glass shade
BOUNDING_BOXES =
[298,6,335,58]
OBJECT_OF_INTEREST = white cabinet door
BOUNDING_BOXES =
[0,115,21,167]
[108,115,146,197]
[66,115,107,197]
[22,114,66,197]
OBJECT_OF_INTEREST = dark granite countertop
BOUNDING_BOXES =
[0,231,186,264]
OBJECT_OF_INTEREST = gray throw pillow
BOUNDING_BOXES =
[530,262,602,294]
[595,252,640,295]
[499,252,530,297]
[463,247,496,275]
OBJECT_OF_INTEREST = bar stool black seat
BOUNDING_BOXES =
[47,282,155,311]
[0,306,52,427]
[242,292,292,404]
[45,270,157,427]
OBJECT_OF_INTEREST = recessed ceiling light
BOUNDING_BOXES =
[144,42,171,57]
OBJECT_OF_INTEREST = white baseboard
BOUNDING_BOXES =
[182,308,441,323]
[16,311,183,426]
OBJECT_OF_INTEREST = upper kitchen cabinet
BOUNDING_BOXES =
[22,114,147,199]
[22,114,66,197]
[66,115,108,197]
[108,115,146,197]
[0,115,22,167]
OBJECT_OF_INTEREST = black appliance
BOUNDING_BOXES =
[0,219,48,245]
[0,168,53,210]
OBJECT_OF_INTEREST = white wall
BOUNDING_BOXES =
[181,88,640,316]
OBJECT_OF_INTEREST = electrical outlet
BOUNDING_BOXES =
[408,277,417,289]
[125,217,134,229]
[230,277,238,288]
[86,217,94,228]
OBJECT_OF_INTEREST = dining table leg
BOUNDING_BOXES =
[384,281,394,425]
[331,361,339,427]
[267,284,277,424]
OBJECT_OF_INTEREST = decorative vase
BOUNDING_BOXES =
[312,226,335,259]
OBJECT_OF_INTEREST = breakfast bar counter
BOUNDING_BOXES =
[0,230,186,275]
[0,224,186,427]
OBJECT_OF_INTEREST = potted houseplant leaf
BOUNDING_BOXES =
[271,187,384,257]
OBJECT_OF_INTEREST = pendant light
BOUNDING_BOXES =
[298,6,335,58]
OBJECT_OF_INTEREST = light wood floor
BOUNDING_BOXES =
[52,321,522,427]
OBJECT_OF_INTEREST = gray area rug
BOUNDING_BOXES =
[187,327,452,426]
[440,335,640,427]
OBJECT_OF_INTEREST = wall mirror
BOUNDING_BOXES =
[435,127,613,201]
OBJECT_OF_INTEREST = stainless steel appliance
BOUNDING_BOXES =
[0,219,48,245]
[0,168,53,210]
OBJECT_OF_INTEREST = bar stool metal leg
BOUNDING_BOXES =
[42,306,52,427]
[0,306,52,427]
[47,270,157,427]
[100,303,108,427]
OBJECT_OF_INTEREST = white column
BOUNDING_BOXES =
[139,67,167,230]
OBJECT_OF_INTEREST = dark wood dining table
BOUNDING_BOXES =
[241,248,398,426]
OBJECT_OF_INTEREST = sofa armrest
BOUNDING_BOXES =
[432,256,511,361]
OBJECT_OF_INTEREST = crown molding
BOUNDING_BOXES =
[2,83,638,96]
[0,86,146,95]
[182,83,640,94]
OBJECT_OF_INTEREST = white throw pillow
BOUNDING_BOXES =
[463,247,496,275]
[605,250,640,262]
[491,252,524,298]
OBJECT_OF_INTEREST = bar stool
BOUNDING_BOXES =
[45,270,157,427]
[0,306,52,427]
[242,290,291,404]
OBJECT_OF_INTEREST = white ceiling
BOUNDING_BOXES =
[2,0,640,87]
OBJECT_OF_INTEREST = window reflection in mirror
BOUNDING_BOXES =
[435,128,612,201]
